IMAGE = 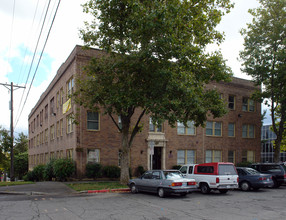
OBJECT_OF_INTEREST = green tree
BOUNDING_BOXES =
[240,0,286,162]
[14,132,28,155]
[0,127,12,180]
[76,0,233,184]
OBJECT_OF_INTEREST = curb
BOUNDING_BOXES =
[81,188,130,194]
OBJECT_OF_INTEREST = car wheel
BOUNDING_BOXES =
[130,184,138,194]
[219,189,228,194]
[241,181,250,191]
[158,188,165,198]
[272,178,280,188]
[200,183,211,194]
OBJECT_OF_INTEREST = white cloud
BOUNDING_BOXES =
[1,0,266,135]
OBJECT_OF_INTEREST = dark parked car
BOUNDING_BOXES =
[236,167,273,191]
[250,163,286,188]
[127,170,197,198]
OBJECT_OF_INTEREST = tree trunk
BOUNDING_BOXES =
[120,123,130,185]
[273,138,282,163]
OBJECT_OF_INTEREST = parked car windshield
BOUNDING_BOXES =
[244,168,260,175]
[218,164,237,175]
[163,171,183,179]
[281,164,286,172]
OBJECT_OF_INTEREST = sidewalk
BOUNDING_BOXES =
[0,181,77,195]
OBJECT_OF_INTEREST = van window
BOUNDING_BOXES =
[261,165,281,172]
[219,164,237,175]
[197,166,214,173]
[189,166,193,174]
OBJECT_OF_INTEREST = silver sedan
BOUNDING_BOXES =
[127,170,197,198]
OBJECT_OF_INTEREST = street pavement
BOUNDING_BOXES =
[0,181,77,195]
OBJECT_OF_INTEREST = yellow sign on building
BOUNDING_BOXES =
[63,98,71,114]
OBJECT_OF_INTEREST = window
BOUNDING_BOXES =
[60,119,63,136]
[56,121,60,138]
[50,97,55,115]
[67,77,74,98]
[228,95,235,110]
[242,124,255,138]
[45,104,48,120]
[197,166,214,174]
[87,111,99,130]
[228,150,235,163]
[66,149,73,159]
[228,123,235,137]
[242,97,255,112]
[37,115,39,127]
[149,118,162,132]
[50,125,55,140]
[60,87,64,105]
[56,91,60,109]
[67,114,74,133]
[87,149,100,163]
[206,121,222,136]
[44,129,48,143]
[177,150,196,165]
[205,150,222,163]
[177,121,196,135]
[40,110,43,126]
[242,150,255,162]
[50,152,55,160]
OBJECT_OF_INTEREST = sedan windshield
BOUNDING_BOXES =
[163,171,183,179]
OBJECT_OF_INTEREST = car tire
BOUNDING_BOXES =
[130,184,138,194]
[272,178,280,188]
[200,183,211,194]
[158,188,165,198]
[241,181,250,191]
[219,189,228,194]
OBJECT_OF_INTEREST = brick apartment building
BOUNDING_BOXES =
[28,45,261,177]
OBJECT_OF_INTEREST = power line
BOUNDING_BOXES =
[14,0,52,126]
[14,0,62,130]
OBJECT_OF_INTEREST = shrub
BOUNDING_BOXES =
[172,165,182,170]
[236,161,252,167]
[32,165,46,181]
[86,163,102,179]
[44,159,56,181]
[23,171,35,181]
[137,165,145,176]
[53,158,75,181]
[102,165,121,178]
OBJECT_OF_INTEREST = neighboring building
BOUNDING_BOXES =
[28,45,261,178]
[261,125,286,162]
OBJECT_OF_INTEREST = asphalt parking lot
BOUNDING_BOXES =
[1,183,286,220]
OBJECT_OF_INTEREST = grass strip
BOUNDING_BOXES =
[67,182,127,191]
[0,181,34,187]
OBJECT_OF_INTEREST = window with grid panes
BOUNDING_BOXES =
[242,97,255,112]
[87,111,99,130]
[228,123,235,137]
[206,121,222,136]
[177,121,195,135]
[228,95,235,110]
[177,150,196,165]
[205,150,222,163]
[149,118,162,132]
[242,124,255,138]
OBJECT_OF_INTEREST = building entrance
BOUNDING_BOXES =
[152,147,162,170]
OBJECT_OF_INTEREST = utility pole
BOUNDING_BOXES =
[0,82,25,181]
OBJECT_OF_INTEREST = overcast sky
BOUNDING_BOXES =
[0,0,271,136]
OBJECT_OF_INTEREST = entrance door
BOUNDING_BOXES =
[152,147,162,169]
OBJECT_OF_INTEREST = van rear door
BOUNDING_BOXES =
[218,164,238,186]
